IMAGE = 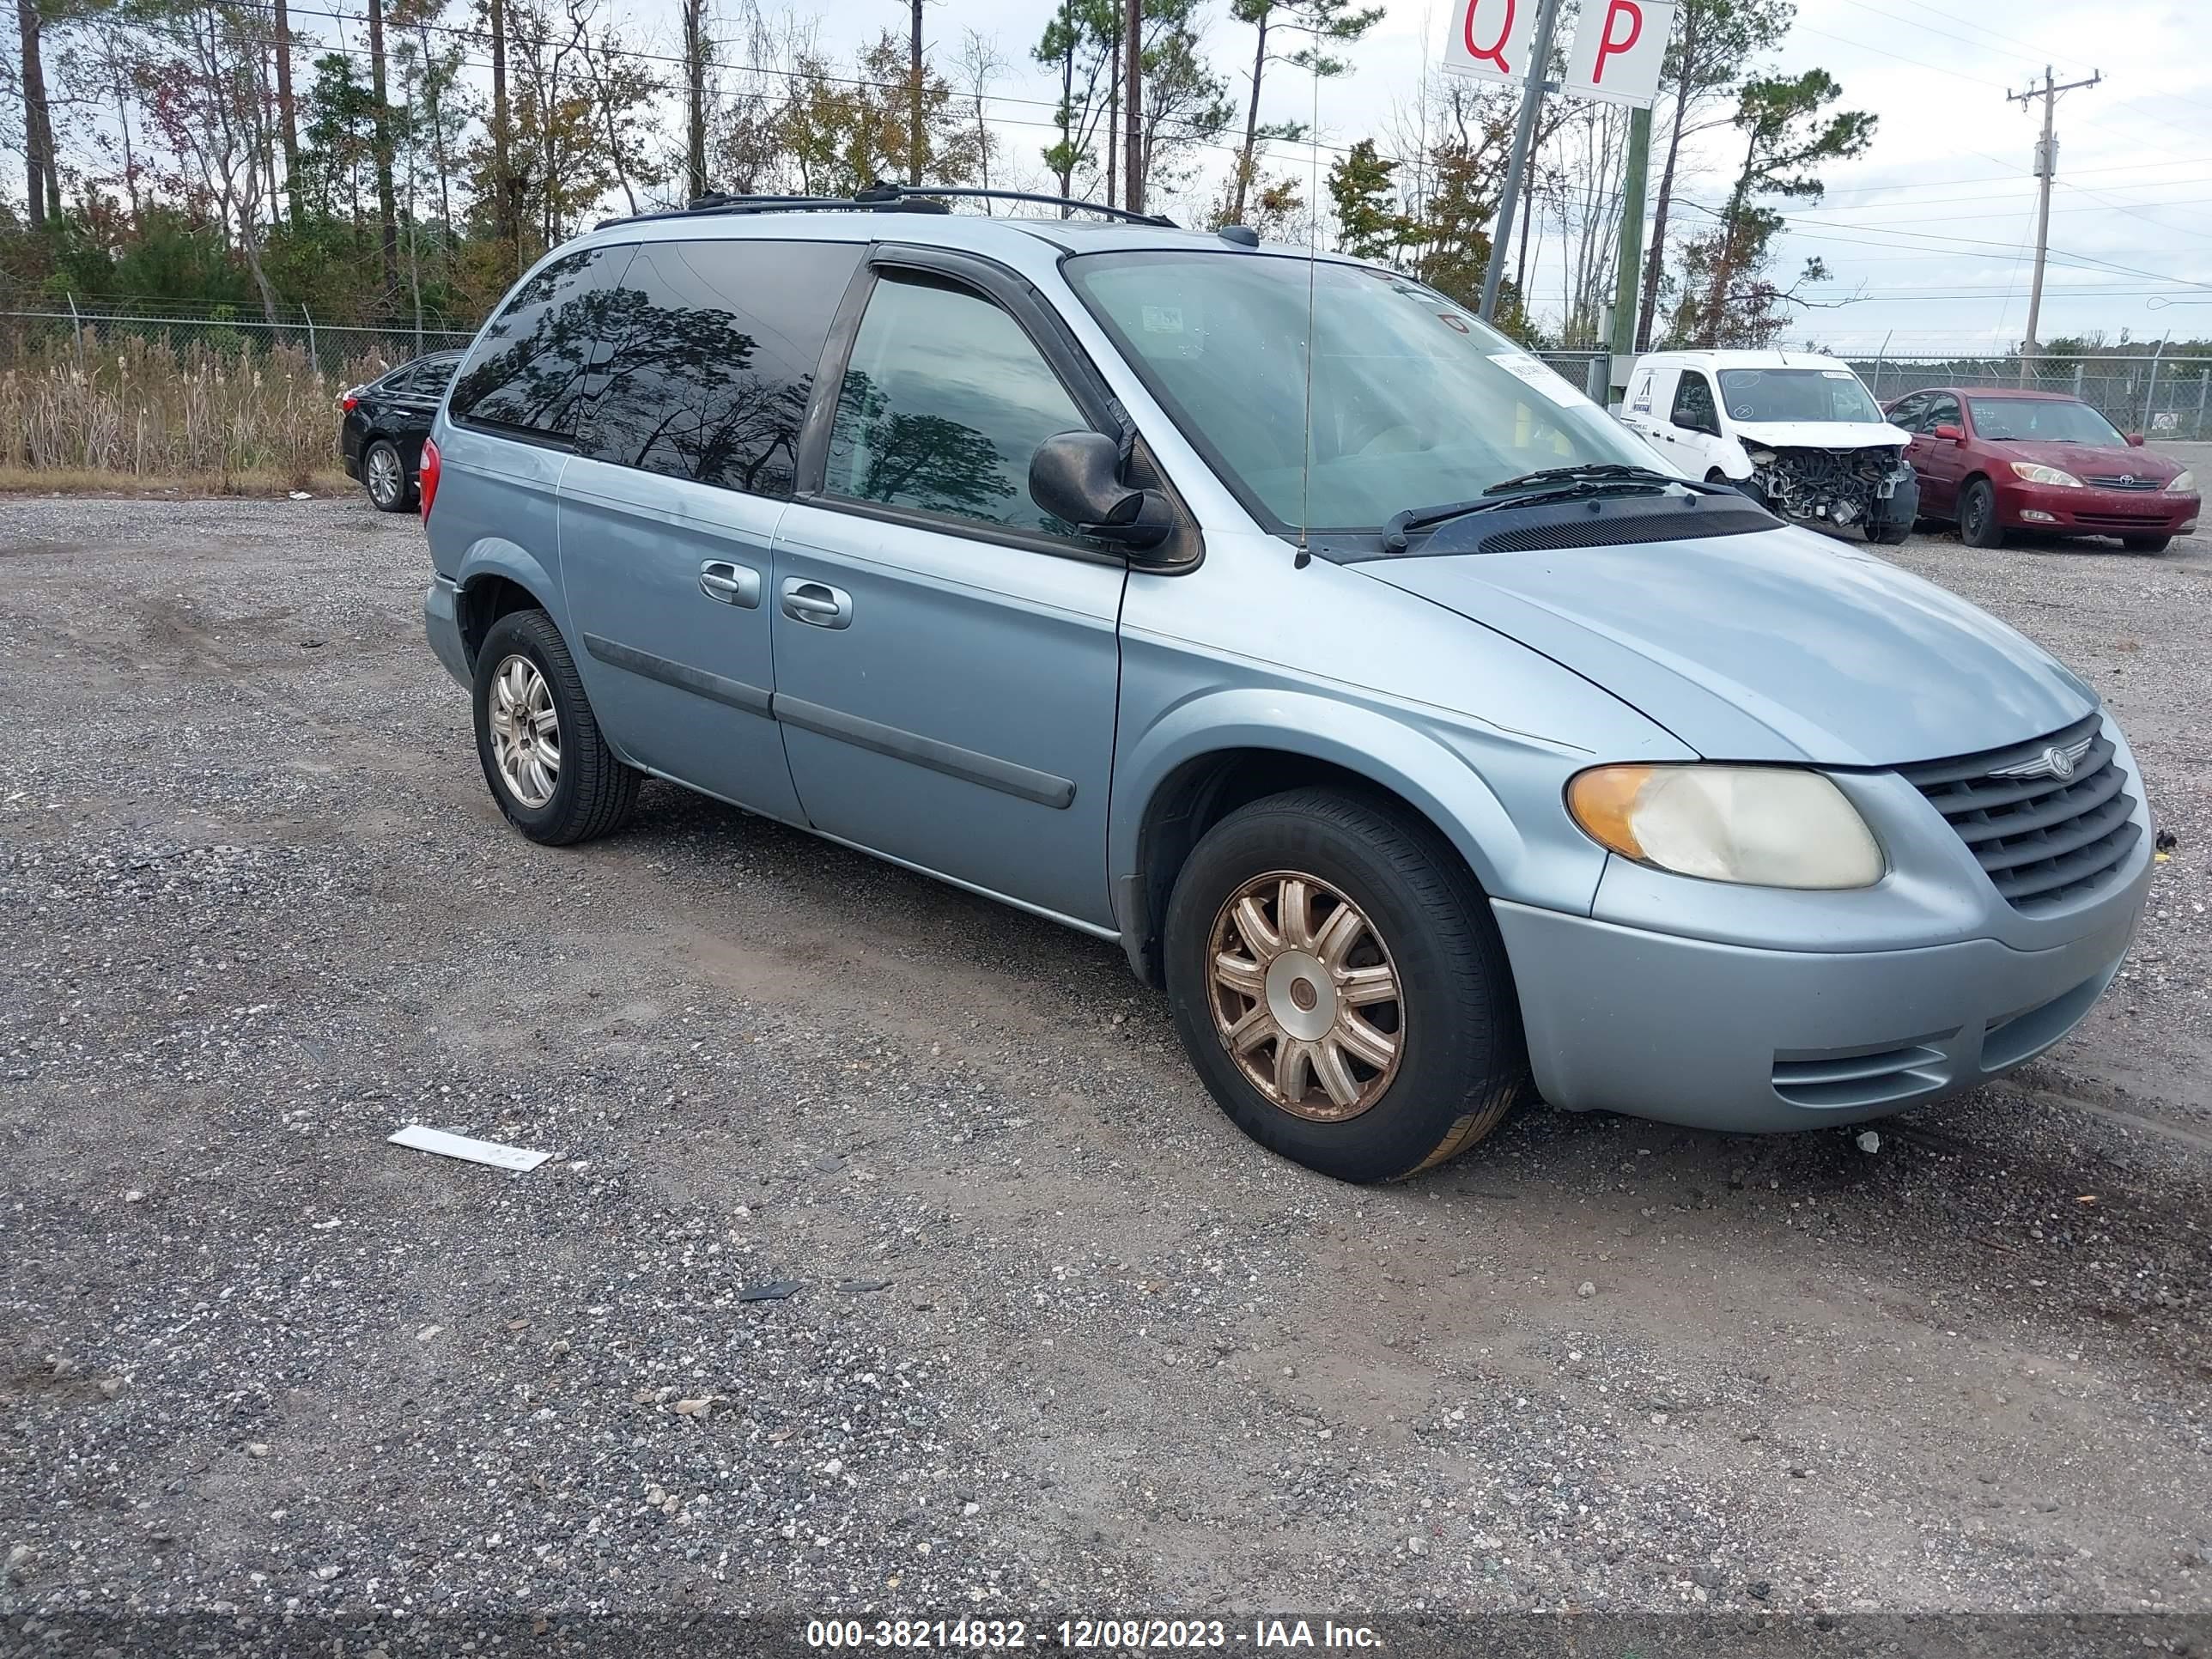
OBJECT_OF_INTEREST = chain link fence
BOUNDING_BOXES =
[0,305,477,380]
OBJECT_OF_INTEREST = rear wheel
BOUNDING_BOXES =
[1164,787,1526,1183]
[363,439,414,513]
[2122,533,2172,554]
[471,609,640,845]
[1958,478,2005,548]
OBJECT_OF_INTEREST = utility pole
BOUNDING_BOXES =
[903,0,924,185]
[1123,0,1144,216]
[1607,105,1653,383]
[1479,0,1563,322]
[2009,64,2100,386]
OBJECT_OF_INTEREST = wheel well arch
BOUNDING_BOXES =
[456,573,546,671]
[1122,747,1487,989]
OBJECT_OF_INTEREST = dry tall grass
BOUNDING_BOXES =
[0,331,402,491]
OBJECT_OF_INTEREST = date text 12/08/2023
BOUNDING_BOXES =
[803,1617,1385,1650]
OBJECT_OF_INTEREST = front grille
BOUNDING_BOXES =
[1899,714,2141,913]
[2083,475,2160,490]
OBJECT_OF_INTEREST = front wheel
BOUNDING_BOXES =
[1959,478,2006,548]
[2122,533,2172,554]
[1164,787,1526,1183]
[471,609,641,845]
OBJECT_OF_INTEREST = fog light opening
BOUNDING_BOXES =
[2020,508,2057,523]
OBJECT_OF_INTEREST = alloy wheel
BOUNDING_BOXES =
[367,445,403,507]
[488,653,560,809]
[1206,870,1405,1121]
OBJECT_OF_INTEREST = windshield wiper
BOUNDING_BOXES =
[1381,465,1739,551]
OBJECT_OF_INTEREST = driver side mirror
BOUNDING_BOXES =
[1932,423,1964,442]
[2125,431,2146,447]
[1672,410,1717,437]
[1029,431,1175,552]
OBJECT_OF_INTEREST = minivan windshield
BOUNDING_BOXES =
[1063,251,1659,532]
[1967,397,2127,446]
[1713,367,1883,426]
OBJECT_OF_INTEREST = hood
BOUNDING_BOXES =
[1984,438,2183,482]
[1730,419,1910,453]
[1361,525,2096,767]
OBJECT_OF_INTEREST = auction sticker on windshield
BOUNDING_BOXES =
[1489,350,1584,409]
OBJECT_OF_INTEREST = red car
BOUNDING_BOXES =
[1886,386,2199,553]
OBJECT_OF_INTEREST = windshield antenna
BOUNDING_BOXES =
[1294,58,1321,570]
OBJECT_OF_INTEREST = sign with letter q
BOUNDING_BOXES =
[1442,0,1531,85]
[1565,0,1674,106]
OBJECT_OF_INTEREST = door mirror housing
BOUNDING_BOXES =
[1029,430,1174,550]
[1931,422,1964,442]
[1672,411,1717,437]
[2125,431,2147,447]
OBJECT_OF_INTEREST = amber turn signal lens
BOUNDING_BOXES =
[1565,765,1654,860]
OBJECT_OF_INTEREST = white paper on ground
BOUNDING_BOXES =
[388,1123,552,1172]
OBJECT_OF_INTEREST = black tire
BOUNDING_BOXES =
[1959,477,2005,548]
[1865,517,1911,545]
[1163,787,1527,1184]
[471,609,640,845]
[2122,534,2172,554]
[362,437,415,513]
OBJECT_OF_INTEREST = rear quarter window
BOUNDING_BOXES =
[450,246,631,441]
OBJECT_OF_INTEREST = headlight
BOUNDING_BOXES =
[1566,765,1884,890]
[2009,462,2082,488]
[2166,470,2195,493]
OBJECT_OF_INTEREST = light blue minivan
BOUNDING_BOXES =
[420,186,2152,1182]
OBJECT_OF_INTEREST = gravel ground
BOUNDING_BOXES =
[1,495,2208,1635]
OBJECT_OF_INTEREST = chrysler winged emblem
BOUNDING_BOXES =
[1990,736,2093,781]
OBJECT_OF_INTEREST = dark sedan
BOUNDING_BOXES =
[339,350,462,513]
[1885,386,2199,553]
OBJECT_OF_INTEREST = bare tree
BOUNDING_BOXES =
[679,0,707,201]
[273,0,300,221]
[17,0,63,224]
[953,28,1006,206]
[366,0,398,289]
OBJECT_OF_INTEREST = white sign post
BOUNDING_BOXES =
[1442,0,1534,86]
[1565,0,1674,107]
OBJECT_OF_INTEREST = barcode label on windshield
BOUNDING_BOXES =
[1489,352,1584,409]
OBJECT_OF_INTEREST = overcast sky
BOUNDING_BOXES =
[772,0,2212,355]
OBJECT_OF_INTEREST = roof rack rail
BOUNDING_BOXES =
[599,179,1177,233]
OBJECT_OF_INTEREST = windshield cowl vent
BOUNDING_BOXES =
[1471,506,1780,555]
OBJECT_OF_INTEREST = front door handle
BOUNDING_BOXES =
[699,561,761,608]
[780,578,853,629]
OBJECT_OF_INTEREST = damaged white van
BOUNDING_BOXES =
[1621,349,1918,544]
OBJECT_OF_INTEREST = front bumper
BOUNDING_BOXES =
[2000,480,2199,536]
[1493,872,2147,1132]
[423,576,470,687]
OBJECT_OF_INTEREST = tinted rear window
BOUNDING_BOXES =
[450,246,630,439]
[580,239,861,496]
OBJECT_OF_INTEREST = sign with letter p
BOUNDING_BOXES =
[1443,0,1531,85]
[1565,0,1673,106]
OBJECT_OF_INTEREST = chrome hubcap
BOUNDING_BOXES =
[488,654,560,809]
[367,446,401,503]
[1207,871,1404,1122]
